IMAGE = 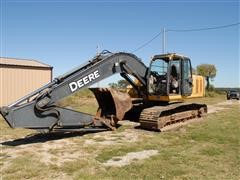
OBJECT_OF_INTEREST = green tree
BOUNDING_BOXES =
[117,79,130,89]
[196,64,217,90]
[108,79,129,89]
[108,82,118,89]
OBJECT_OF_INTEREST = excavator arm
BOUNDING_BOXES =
[0,51,148,132]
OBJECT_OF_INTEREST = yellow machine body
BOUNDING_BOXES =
[147,74,205,102]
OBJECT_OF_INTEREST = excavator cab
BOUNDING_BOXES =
[148,53,193,101]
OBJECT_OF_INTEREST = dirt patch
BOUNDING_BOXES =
[37,139,89,166]
[207,105,228,114]
[1,127,153,169]
[84,128,153,146]
[216,100,240,106]
[207,100,239,114]
[118,120,139,126]
[1,138,87,167]
[102,150,159,167]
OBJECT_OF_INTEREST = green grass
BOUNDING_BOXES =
[0,118,34,141]
[186,94,226,105]
[2,155,49,180]
[1,96,239,179]
[92,104,240,179]
[57,88,98,115]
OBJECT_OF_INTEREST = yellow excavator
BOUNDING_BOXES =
[124,53,207,130]
[0,51,207,133]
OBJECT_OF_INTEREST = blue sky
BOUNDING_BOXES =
[1,0,239,87]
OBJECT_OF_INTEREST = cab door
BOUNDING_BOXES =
[181,58,193,96]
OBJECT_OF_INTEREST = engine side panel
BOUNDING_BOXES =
[188,75,205,98]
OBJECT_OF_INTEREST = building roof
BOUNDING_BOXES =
[0,57,52,68]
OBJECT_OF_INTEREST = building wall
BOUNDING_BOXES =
[0,65,52,106]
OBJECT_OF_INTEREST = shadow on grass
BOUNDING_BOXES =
[1,129,107,147]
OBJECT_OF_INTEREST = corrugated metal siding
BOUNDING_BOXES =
[0,66,51,106]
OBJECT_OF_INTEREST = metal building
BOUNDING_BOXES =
[0,57,52,106]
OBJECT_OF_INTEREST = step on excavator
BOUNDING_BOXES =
[0,51,207,133]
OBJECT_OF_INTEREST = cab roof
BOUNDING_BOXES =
[152,53,189,61]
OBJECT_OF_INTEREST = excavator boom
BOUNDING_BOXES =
[0,52,147,132]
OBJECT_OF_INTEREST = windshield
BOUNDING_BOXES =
[150,58,168,76]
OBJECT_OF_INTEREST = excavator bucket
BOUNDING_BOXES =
[90,88,133,122]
